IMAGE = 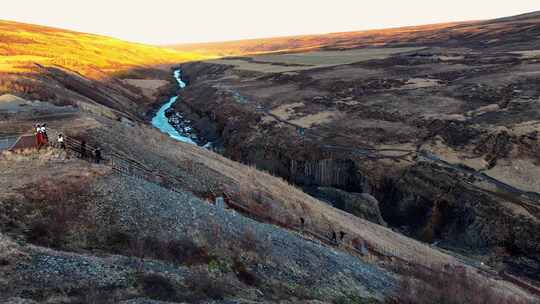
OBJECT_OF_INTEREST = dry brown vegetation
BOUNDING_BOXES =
[0,20,209,78]
[0,74,57,102]
[389,264,538,304]
[171,11,539,57]
[170,22,468,56]
[101,123,539,300]
[0,148,108,249]
[134,269,238,303]
[207,47,423,73]
[23,180,89,248]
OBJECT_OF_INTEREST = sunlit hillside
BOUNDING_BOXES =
[0,20,213,119]
[0,20,210,78]
[171,11,540,56]
[169,22,465,56]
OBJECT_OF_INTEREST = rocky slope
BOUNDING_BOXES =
[0,158,394,302]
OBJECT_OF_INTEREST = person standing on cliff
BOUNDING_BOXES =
[57,134,65,150]
[35,124,48,149]
[80,140,87,158]
[35,124,43,148]
[94,147,102,164]
[41,124,49,143]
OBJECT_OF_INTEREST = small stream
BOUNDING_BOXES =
[151,70,200,145]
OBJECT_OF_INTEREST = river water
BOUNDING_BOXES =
[151,70,197,144]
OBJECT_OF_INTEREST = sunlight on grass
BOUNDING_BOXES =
[0,20,214,78]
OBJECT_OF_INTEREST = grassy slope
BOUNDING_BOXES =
[170,10,540,56]
[0,20,209,77]
[0,20,213,119]
[169,22,470,56]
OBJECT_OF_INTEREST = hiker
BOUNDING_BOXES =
[94,148,102,164]
[80,140,87,158]
[41,124,49,142]
[57,134,65,150]
[35,124,47,148]
[35,124,41,147]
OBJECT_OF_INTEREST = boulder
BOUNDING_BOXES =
[316,187,387,226]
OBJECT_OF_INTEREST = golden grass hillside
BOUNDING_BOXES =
[0,20,211,78]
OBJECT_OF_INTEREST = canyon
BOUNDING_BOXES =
[171,12,540,284]
[1,12,540,303]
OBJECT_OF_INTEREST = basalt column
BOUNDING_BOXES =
[289,158,368,192]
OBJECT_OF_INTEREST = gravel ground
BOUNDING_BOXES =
[15,247,135,290]
[1,172,395,303]
[92,173,396,300]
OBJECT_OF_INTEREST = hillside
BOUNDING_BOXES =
[175,9,540,291]
[1,14,540,304]
[0,20,211,121]
[171,11,540,56]
[2,105,536,303]
[0,20,206,77]
[169,22,467,56]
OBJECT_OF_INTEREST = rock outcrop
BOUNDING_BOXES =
[313,187,386,226]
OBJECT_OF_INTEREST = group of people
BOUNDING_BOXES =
[34,123,102,163]
[35,124,49,148]
[78,139,102,164]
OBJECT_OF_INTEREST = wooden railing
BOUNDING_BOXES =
[51,132,190,196]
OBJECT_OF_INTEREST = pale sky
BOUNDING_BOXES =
[1,1,538,45]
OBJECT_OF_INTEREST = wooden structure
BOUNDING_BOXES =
[8,134,38,151]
